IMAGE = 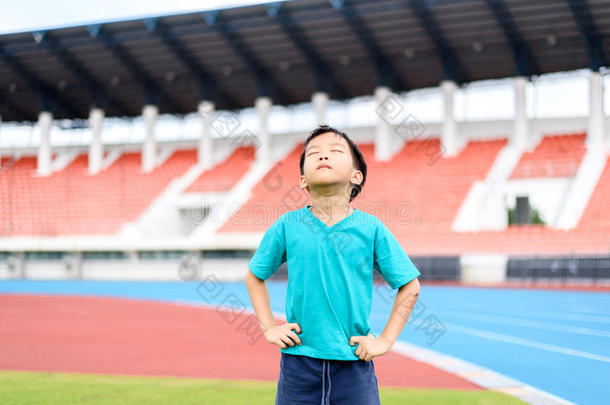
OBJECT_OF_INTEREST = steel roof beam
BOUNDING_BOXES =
[87,23,184,110]
[330,0,409,92]
[33,30,131,112]
[267,2,350,99]
[406,0,468,84]
[484,0,540,77]
[0,41,80,116]
[565,0,607,71]
[143,18,239,106]
[203,10,295,104]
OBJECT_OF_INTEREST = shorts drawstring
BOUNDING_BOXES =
[321,359,331,404]
[321,361,325,404]
[326,360,332,403]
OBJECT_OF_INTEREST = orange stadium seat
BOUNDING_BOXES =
[184,145,256,193]
[575,155,610,232]
[509,133,587,179]
[0,150,197,236]
[217,138,507,238]
[2,137,609,255]
[217,137,609,256]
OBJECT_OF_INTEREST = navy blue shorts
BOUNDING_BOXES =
[274,352,381,405]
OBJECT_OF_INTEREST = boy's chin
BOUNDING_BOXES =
[308,178,349,188]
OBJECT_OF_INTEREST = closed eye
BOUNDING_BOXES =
[307,150,342,156]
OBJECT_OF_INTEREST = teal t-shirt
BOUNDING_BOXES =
[248,204,421,360]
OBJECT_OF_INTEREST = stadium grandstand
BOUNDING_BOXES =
[3,2,610,405]
[0,0,609,285]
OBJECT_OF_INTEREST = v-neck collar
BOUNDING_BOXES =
[304,204,358,230]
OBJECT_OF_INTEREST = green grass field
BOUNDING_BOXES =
[0,370,528,404]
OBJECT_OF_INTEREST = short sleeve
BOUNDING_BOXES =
[248,215,287,281]
[373,220,420,289]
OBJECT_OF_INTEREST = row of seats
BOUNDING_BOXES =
[0,145,260,236]
[218,134,609,255]
[184,146,256,193]
[1,151,197,235]
[219,138,507,239]
[509,133,587,179]
[1,133,608,256]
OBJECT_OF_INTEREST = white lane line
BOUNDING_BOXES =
[433,296,610,312]
[434,310,610,338]
[444,323,610,363]
[388,340,576,405]
[410,303,610,324]
[500,311,610,325]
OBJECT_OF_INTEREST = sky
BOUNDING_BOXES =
[0,0,269,35]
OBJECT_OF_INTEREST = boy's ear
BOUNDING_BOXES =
[351,169,363,186]
[299,175,309,191]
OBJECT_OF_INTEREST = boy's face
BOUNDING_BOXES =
[300,132,362,195]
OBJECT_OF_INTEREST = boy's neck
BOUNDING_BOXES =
[309,197,353,225]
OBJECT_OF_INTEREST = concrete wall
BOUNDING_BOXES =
[0,254,251,282]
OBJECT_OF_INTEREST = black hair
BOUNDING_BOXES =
[299,124,367,202]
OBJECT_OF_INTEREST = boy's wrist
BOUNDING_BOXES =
[379,334,396,349]
[258,319,276,332]
[263,323,276,332]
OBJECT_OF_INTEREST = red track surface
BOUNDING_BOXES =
[0,294,480,390]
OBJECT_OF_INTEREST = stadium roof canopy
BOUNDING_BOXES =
[0,0,609,122]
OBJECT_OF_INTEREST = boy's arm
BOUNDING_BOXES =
[350,277,420,361]
[244,269,276,332]
[245,269,302,348]
[379,277,421,344]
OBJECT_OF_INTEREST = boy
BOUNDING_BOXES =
[245,125,421,404]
